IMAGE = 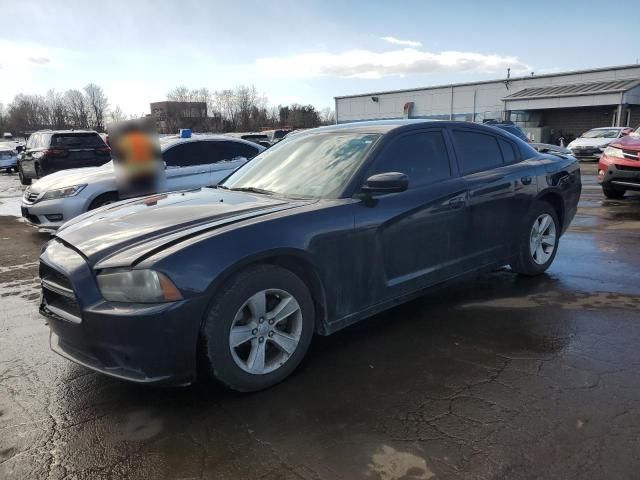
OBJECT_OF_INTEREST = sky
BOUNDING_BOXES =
[1,0,639,117]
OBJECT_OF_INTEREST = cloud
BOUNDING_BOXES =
[381,36,422,47]
[28,56,50,65]
[256,48,530,79]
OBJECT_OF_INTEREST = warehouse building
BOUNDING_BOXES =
[335,64,640,144]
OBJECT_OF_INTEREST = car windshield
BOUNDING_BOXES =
[221,132,380,199]
[582,129,620,139]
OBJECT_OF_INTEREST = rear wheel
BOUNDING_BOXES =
[18,166,31,185]
[602,184,625,199]
[510,201,560,276]
[200,264,315,392]
[88,192,119,210]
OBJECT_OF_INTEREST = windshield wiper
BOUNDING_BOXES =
[228,187,275,195]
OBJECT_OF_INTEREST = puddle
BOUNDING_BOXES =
[460,291,640,311]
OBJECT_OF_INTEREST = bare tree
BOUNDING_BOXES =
[64,89,89,129]
[109,105,126,123]
[45,90,67,129]
[319,107,336,125]
[214,89,239,131]
[167,85,192,102]
[84,83,109,131]
[8,94,48,131]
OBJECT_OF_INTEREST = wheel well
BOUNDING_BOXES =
[88,191,119,210]
[538,192,564,230]
[206,254,328,335]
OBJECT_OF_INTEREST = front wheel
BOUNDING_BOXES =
[18,166,31,185]
[200,264,315,392]
[602,184,625,199]
[510,201,560,276]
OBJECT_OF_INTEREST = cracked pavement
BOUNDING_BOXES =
[1,165,640,479]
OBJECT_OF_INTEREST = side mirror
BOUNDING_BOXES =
[361,172,408,195]
[16,145,25,152]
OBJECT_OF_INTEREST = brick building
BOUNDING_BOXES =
[150,101,208,134]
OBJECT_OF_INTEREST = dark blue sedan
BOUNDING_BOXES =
[39,120,581,391]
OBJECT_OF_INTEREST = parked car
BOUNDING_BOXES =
[39,120,581,391]
[18,130,110,185]
[597,126,640,198]
[227,132,272,148]
[263,129,291,144]
[0,144,18,172]
[485,121,530,143]
[530,143,573,156]
[21,134,263,231]
[567,127,633,160]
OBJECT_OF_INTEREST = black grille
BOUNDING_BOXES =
[622,150,639,161]
[615,165,640,171]
[42,288,81,318]
[39,262,81,322]
[40,263,73,290]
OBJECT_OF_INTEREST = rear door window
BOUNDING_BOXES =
[370,130,452,188]
[498,138,519,164]
[452,130,504,174]
[221,141,259,160]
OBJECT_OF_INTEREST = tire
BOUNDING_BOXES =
[200,264,315,392]
[34,164,42,179]
[18,166,31,185]
[88,192,119,210]
[602,184,625,199]
[510,201,560,276]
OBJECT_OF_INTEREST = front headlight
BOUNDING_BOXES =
[603,146,624,159]
[41,184,87,201]
[97,269,183,303]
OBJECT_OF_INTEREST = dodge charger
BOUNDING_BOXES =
[39,120,581,391]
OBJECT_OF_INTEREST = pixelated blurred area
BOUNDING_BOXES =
[108,118,164,199]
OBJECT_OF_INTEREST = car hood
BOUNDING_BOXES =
[30,162,113,193]
[568,137,614,148]
[611,134,640,150]
[55,187,309,268]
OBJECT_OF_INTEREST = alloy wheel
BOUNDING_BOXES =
[529,213,556,265]
[229,289,303,375]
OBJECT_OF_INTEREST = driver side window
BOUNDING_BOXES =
[369,130,452,189]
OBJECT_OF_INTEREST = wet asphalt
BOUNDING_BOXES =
[1,164,640,480]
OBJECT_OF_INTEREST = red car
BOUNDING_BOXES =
[598,126,640,199]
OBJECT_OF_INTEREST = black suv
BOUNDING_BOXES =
[18,130,110,185]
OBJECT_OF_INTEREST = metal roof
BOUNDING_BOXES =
[503,79,640,101]
[334,64,640,100]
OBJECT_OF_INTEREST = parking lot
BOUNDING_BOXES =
[1,163,640,480]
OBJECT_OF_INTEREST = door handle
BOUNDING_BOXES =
[445,195,466,209]
[521,176,532,185]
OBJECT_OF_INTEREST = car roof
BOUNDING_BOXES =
[296,119,532,136]
[32,129,99,134]
[295,119,441,135]
[159,134,266,151]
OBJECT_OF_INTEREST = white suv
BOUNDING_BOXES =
[21,134,264,231]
